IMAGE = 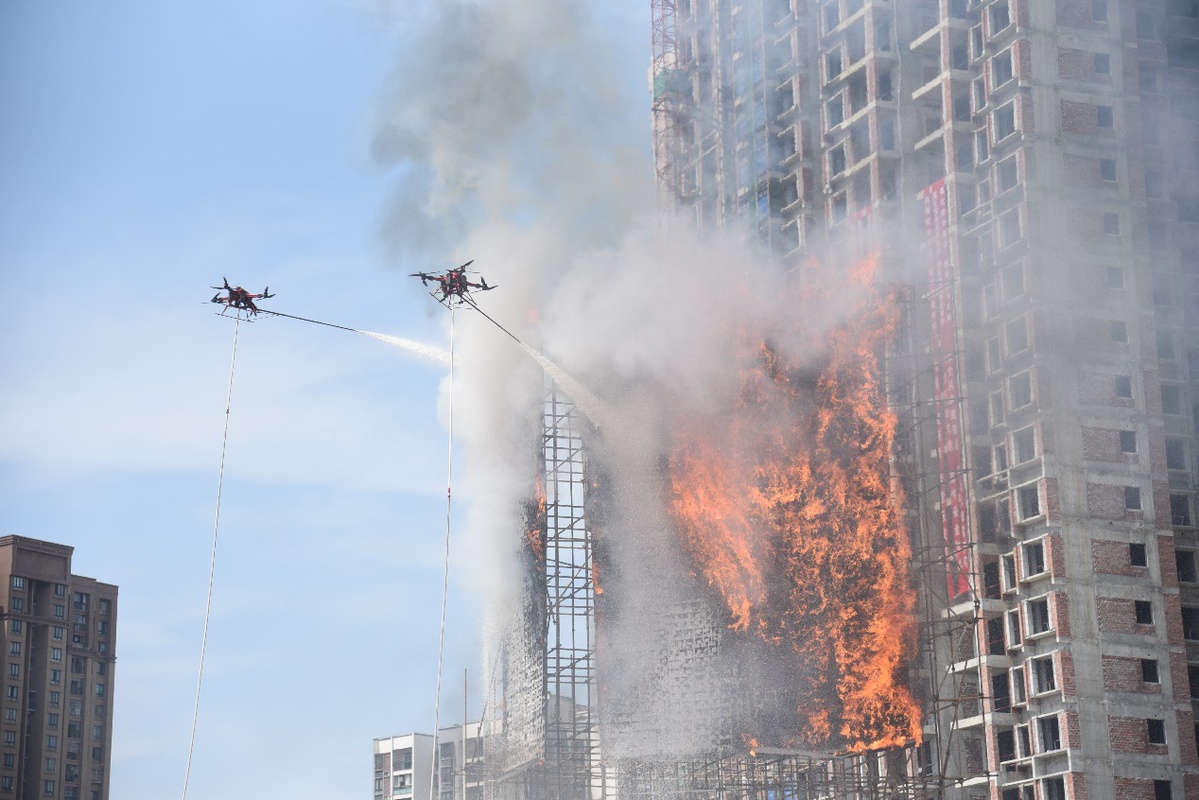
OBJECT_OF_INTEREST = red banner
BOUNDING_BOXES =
[922,179,972,600]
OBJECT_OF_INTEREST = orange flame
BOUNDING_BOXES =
[667,252,921,752]
[525,476,547,563]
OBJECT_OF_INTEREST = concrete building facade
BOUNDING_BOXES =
[0,537,117,800]
[375,724,484,800]
[649,1,1199,799]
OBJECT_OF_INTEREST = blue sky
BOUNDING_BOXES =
[0,1,649,797]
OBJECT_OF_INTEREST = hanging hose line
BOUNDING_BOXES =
[429,305,456,800]
[183,317,240,800]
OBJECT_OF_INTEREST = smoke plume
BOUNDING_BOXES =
[372,0,918,761]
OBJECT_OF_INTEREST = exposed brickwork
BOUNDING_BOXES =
[1071,771,1088,800]
[1061,99,1116,137]
[1043,477,1060,522]
[1171,652,1192,704]
[1087,482,1145,521]
[1054,591,1071,637]
[1160,534,1179,590]
[1164,593,1185,647]
[1015,38,1032,83]
[1092,539,1147,577]
[1116,776,1158,799]
[1049,532,1065,579]
[1102,655,1163,694]
[1060,648,1076,697]
[1110,715,1168,755]
[1059,47,1110,84]
[1082,426,1138,462]
[1065,710,1082,749]
[1180,710,1199,766]
[1097,597,1155,636]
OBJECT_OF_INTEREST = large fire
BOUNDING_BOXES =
[667,253,921,752]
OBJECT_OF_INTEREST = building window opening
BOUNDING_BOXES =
[1124,486,1143,510]
[1027,597,1051,635]
[1017,484,1040,520]
[1171,494,1193,526]
[1037,715,1062,752]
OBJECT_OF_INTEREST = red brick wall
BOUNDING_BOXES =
[1164,593,1185,646]
[1092,539,1147,577]
[1096,597,1155,636]
[1054,591,1071,637]
[1061,99,1116,137]
[1116,776,1158,799]
[1171,652,1192,704]
[1102,654,1163,694]
[1049,532,1065,578]
[1160,535,1179,590]
[1081,426,1138,462]
[1180,709,1199,765]
[1087,482,1144,521]
[1044,477,1061,521]
[1110,715,1168,755]
[1070,770,1088,800]
[1060,649,1076,697]
[1064,710,1081,749]
[1058,47,1111,84]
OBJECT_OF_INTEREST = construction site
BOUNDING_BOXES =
[372,1,1199,799]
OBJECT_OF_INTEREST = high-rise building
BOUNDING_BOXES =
[645,1,1199,799]
[375,723,484,800]
[0,536,117,800]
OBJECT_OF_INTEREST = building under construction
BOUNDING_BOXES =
[485,2,1199,800]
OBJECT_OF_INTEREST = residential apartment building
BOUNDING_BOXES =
[0,537,117,800]
[650,0,1199,798]
[374,723,483,800]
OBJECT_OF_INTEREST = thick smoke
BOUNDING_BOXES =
[369,0,653,603]
[372,0,911,763]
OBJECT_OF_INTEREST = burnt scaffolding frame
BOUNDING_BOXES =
[539,386,601,800]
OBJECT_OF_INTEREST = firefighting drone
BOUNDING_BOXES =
[210,278,275,315]
[410,260,495,306]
